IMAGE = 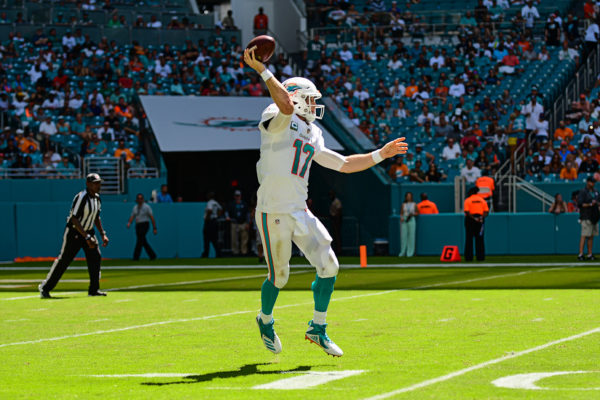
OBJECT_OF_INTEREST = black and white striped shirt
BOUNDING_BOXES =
[67,190,102,232]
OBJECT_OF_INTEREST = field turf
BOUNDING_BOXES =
[0,256,599,399]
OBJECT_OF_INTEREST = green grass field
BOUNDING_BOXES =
[1,257,599,399]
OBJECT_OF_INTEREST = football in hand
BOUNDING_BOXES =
[246,35,275,63]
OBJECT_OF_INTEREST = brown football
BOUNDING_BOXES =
[246,35,276,63]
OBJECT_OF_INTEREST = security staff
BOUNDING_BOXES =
[202,191,222,257]
[463,186,489,261]
[39,173,109,298]
[127,193,157,261]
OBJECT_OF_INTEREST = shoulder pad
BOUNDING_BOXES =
[260,104,281,124]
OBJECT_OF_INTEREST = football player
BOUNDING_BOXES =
[244,48,408,357]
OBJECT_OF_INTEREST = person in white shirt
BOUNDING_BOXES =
[367,44,377,61]
[417,105,434,125]
[388,54,403,70]
[280,60,293,80]
[42,94,62,109]
[449,77,466,98]
[581,125,600,147]
[338,44,353,62]
[390,79,406,99]
[28,64,42,84]
[442,137,461,160]
[88,89,104,105]
[39,116,58,137]
[429,49,444,67]
[461,159,482,183]
[12,95,27,116]
[585,20,599,49]
[97,121,115,141]
[68,94,84,110]
[521,0,539,29]
[243,47,408,358]
[154,58,172,78]
[521,97,544,132]
[534,113,549,141]
[353,84,370,101]
[147,15,162,28]
[558,40,579,62]
[62,31,76,51]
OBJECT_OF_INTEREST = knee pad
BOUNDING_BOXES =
[272,265,290,289]
[317,247,339,278]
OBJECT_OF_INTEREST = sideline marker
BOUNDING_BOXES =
[360,245,367,268]
[440,245,461,262]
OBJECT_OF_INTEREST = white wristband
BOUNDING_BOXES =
[260,69,274,82]
[371,149,384,164]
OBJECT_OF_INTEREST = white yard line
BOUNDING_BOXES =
[0,271,311,301]
[0,267,565,349]
[0,279,88,283]
[0,261,591,271]
[362,327,600,400]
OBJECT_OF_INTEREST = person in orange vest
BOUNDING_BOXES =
[475,175,495,200]
[464,186,489,261]
[417,192,439,214]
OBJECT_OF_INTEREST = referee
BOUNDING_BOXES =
[39,173,109,298]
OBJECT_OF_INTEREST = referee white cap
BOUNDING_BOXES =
[86,173,102,182]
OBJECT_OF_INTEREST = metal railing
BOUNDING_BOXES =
[127,167,159,178]
[84,157,124,194]
[509,175,554,212]
[454,175,466,213]
[309,19,552,42]
[0,167,81,179]
[550,44,600,132]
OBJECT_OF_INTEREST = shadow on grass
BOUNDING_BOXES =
[141,363,320,386]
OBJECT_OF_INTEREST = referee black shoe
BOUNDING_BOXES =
[38,284,51,299]
[88,290,107,297]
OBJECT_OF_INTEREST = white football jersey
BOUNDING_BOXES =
[256,104,326,214]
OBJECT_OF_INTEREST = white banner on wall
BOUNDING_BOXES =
[139,96,344,152]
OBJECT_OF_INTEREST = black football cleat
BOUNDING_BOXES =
[39,284,51,299]
[88,290,107,297]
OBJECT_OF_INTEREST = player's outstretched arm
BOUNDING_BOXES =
[339,137,409,174]
[243,48,294,115]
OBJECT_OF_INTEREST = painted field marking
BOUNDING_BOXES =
[0,270,312,301]
[363,327,600,400]
[0,285,31,289]
[0,267,568,348]
[89,319,110,323]
[532,318,544,322]
[0,279,88,283]
[252,370,366,389]
[89,373,195,378]
[113,299,132,303]
[492,371,600,390]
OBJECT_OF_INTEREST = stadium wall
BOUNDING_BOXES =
[1,202,208,261]
[389,212,599,256]
[1,202,593,261]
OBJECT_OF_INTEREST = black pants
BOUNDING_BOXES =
[464,217,485,261]
[134,221,156,260]
[40,227,101,293]
[202,219,220,257]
